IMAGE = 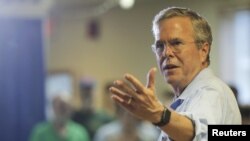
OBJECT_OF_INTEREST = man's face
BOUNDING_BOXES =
[53,96,71,121]
[154,17,207,91]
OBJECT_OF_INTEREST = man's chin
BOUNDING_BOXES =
[164,76,177,85]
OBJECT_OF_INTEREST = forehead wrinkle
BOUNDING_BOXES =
[158,17,195,41]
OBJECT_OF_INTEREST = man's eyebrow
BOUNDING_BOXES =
[155,39,165,43]
[168,38,183,41]
[155,38,184,43]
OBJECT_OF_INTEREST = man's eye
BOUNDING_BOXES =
[169,40,182,46]
[156,41,165,49]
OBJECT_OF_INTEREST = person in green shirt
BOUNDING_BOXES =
[29,92,90,141]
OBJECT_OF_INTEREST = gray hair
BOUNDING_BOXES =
[152,7,212,65]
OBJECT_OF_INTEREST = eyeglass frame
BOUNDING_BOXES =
[151,39,201,55]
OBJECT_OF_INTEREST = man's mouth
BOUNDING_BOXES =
[163,64,178,70]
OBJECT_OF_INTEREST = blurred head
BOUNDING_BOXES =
[79,77,96,109]
[52,93,72,123]
[151,7,212,92]
[114,103,140,131]
[80,77,95,101]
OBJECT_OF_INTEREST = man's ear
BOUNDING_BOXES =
[200,42,210,64]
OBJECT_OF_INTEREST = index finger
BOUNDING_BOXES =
[124,73,145,93]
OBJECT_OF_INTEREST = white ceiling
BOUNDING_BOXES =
[51,0,147,18]
[54,0,105,7]
[53,0,147,9]
[0,0,146,18]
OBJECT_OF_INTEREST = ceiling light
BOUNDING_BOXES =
[119,0,135,10]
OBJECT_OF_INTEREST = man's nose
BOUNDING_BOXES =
[162,45,174,58]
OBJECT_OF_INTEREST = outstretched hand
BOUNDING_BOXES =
[109,67,164,123]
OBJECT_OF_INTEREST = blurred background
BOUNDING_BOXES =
[1,0,250,141]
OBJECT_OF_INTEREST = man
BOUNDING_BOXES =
[93,103,159,141]
[71,78,113,140]
[109,7,241,141]
[29,92,90,141]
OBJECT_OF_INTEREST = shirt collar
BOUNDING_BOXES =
[177,67,213,100]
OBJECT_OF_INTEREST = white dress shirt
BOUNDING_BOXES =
[158,68,242,141]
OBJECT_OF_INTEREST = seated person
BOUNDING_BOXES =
[29,92,90,141]
[71,78,113,140]
[93,103,160,141]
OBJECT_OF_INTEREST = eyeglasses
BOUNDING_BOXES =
[151,39,197,55]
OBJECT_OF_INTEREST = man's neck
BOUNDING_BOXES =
[173,66,208,96]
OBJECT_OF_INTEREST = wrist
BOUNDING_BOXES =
[152,106,171,127]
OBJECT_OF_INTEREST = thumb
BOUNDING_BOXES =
[146,67,157,89]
